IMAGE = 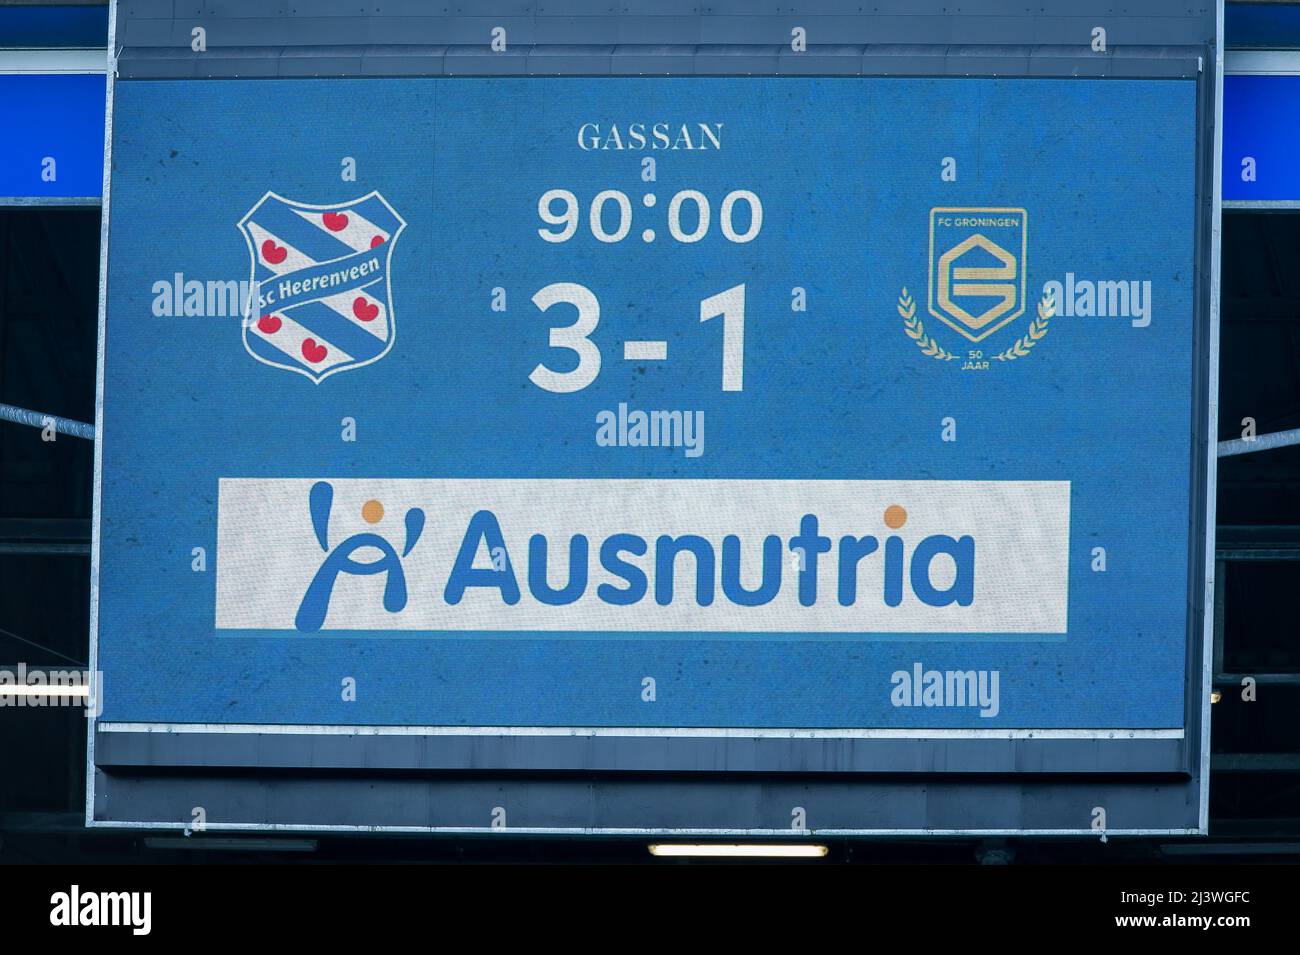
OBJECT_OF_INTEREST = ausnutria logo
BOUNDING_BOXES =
[215,479,1070,635]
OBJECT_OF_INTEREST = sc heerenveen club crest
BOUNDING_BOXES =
[238,191,405,383]
[898,207,1055,371]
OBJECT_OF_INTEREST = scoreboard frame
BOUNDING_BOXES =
[85,0,1223,837]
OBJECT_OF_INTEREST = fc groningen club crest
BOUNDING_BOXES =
[899,206,1054,370]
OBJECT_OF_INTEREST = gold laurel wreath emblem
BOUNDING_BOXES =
[898,288,958,362]
[991,292,1056,361]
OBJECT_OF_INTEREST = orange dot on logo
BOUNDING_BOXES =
[362,500,384,524]
[884,505,907,529]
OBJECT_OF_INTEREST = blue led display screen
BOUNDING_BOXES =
[97,78,1197,730]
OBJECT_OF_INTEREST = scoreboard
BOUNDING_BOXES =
[90,57,1216,835]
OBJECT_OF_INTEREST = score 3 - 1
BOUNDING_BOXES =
[528,283,746,394]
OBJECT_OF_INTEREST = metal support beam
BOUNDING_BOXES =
[1216,525,1300,560]
[0,518,92,556]
[0,402,94,440]
[1218,427,1300,457]
[1212,753,1300,772]
[0,50,107,75]
[1215,672,1300,686]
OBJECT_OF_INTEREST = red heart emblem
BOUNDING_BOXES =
[301,338,328,363]
[352,297,380,322]
[257,313,282,334]
[323,212,348,232]
[261,239,288,265]
[370,235,385,249]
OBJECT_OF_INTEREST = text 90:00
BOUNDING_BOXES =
[538,189,762,244]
